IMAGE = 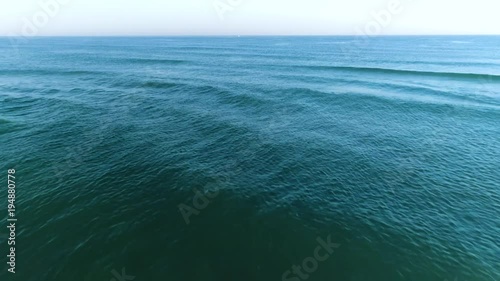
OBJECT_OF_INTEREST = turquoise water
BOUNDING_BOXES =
[0,36,499,281]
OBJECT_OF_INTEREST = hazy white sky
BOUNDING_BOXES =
[1,0,499,36]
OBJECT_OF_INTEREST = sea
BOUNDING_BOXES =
[0,36,499,281]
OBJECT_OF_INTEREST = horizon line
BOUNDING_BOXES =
[1,34,500,38]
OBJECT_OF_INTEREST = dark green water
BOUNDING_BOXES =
[0,36,499,281]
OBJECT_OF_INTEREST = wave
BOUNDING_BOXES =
[381,59,500,68]
[296,65,500,81]
[107,80,186,90]
[0,69,108,76]
[140,81,182,89]
[271,85,500,112]
[0,118,11,124]
[451,40,472,44]
[118,58,187,65]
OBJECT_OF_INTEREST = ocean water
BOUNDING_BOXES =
[0,36,499,281]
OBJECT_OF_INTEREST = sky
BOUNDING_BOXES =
[0,0,499,36]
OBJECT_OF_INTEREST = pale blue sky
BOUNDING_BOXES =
[1,0,499,36]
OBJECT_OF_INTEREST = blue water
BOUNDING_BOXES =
[0,36,499,281]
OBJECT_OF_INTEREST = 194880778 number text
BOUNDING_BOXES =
[7,168,17,274]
